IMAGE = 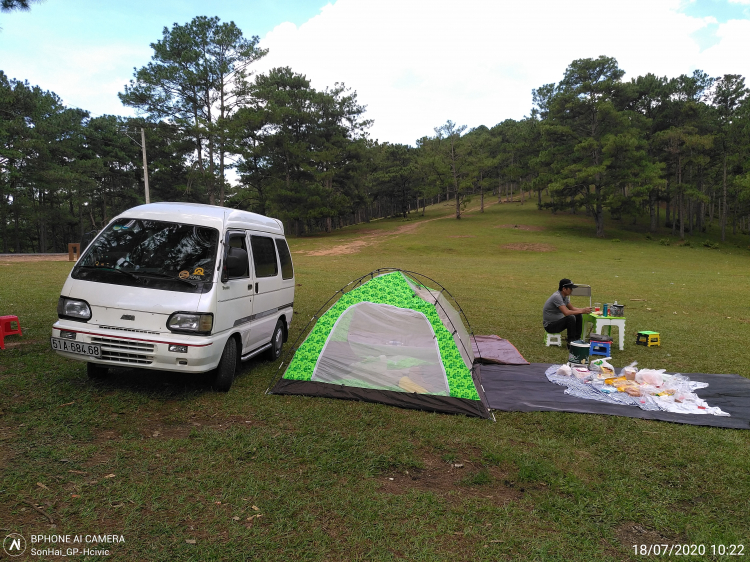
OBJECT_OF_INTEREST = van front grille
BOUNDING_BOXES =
[99,325,160,335]
[90,337,155,365]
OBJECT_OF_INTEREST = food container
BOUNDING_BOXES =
[568,340,590,364]
[610,303,625,317]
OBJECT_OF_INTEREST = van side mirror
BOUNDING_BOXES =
[223,247,248,281]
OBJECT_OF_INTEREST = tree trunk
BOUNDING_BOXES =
[14,202,21,253]
[219,77,227,207]
[649,190,657,232]
[678,159,684,240]
[39,193,46,253]
[2,170,10,253]
[657,194,660,228]
[208,137,216,206]
[721,155,727,242]
[679,192,685,240]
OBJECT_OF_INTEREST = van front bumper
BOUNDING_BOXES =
[51,321,227,373]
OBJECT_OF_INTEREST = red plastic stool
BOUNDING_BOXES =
[0,315,22,349]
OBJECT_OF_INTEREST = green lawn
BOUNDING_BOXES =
[1,200,749,561]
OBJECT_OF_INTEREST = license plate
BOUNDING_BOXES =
[51,338,101,357]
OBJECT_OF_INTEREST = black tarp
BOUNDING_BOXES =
[480,363,750,429]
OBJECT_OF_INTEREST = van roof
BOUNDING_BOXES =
[115,202,284,235]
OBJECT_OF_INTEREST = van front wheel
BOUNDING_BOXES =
[212,337,237,392]
[267,321,284,361]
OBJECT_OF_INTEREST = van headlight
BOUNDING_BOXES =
[57,297,92,321]
[167,312,213,334]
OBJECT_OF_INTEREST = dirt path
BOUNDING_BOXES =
[300,200,499,257]
[0,253,72,263]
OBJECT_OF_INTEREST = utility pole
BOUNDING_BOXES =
[121,127,150,203]
[140,128,150,203]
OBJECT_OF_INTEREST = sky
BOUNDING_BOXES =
[2,0,750,146]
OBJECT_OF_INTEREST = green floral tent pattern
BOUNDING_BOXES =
[283,272,479,400]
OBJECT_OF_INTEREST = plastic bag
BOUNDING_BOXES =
[596,359,616,377]
[621,361,638,380]
[636,368,666,387]
[556,364,572,376]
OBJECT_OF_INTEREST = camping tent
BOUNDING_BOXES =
[269,270,492,419]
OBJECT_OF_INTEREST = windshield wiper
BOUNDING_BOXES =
[77,265,140,280]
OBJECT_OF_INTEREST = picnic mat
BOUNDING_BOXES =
[480,363,750,429]
[472,335,529,365]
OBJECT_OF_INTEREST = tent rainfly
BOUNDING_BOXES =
[269,270,492,419]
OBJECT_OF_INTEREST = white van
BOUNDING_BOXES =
[50,202,295,391]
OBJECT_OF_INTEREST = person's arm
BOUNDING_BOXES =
[559,302,592,315]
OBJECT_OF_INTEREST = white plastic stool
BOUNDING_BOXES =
[545,332,562,347]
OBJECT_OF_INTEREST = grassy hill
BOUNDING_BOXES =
[1,200,748,561]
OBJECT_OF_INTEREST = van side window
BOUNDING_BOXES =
[225,232,249,279]
[250,236,279,278]
[275,239,294,280]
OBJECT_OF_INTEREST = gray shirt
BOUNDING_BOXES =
[543,291,569,327]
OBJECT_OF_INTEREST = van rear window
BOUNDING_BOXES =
[275,239,294,280]
[250,236,279,278]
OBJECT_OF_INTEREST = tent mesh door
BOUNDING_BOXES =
[311,302,450,396]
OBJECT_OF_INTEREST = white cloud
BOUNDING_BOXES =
[3,38,148,117]
[255,0,750,145]
[696,18,750,75]
[3,0,748,143]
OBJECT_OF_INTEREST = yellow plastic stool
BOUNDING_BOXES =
[636,331,660,347]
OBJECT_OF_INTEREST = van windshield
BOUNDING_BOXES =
[72,218,220,294]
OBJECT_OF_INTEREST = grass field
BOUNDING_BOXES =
[1,199,749,561]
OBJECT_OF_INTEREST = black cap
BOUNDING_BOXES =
[559,278,578,290]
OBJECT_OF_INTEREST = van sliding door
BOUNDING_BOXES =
[247,235,283,350]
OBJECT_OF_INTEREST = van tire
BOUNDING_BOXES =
[87,362,108,379]
[267,320,284,361]
[212,337,237,392]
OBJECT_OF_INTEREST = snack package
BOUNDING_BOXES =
[621,361,638,380]
[624,386,642,397]
[591,359,615,377]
